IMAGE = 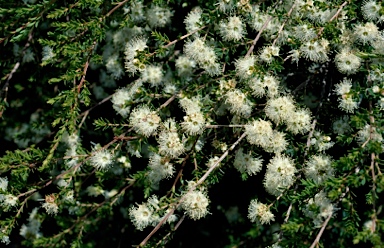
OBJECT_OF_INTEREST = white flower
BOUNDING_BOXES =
[354,22,379,45]
[225,89,253,117]
[357,124,383,145]
[303,191,336,228]
[300,39,329,62]
[248,199,275,224]
[42,195,58,215]
[234,148,263,175]
[148,154,174,186]
[304,155,334,184]
[259,45,279,64]
[292,24,316,42]
[90,149,113,171]
[129,105,161,137]
[158,120,185,158]
[145,5,173,28]
[184,7,203,33]
[181,190,210,220]
[219,16,246,41]
[265,96,296,124]
[42,46,55,61]
[179,96,202,115]
[338,96,359,113]
[334,78,353,95]
[235,55,256,79]
[181,112,206,135]
[141,65,163,87]
[361,0,382,22]
[334,49,361,75]
[285,108,312,135]
[0,194,18,208]
[0,177,8,191]
[129,203,155,230]
[1,236,10,245]
[264,155,296,196]
[175,55,196,77]
[184,38,221,76]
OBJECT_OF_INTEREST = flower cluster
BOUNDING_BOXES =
[233,148,263,176]
[334,78,359,113]
[124,37,148,75]
[304,155,334,184]
[248,199,275,225]
[245,119,287,154]
[264,155,296,196]
[303,191,337,227]
[180,187,210,220]
[157,119,185,158]
[179,96,206,135]
[184,38,221,76]
[129,105,161,137]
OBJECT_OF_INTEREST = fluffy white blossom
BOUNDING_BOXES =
[334,48,361,75]
[90,149,113,171]
[259,45,279,64]
[264,155,296,196]
[124,37,148,75]
[0,177,8,191]
[129,203,155,230]
[300,39,329,62]
[303,191,336,227]
[292,24,316,42]
[129,105,161,137]
[184,7,203,33]
[0,194,18,208]
[354,22,379,45]
[357,124,383,145]
[158,119,184,158]
[265,96,296,124]
[248,199,275,224]
[181,112,206,135]
[334,78,353,96]
[233,148,263,175]
[219,16,246,41]
[338,96,359,113]
[20,208,42,240]
[141,65,163,87]
[148,154,174,187]
[285,108,312,134]
[362,0,382,22]
[146,5,173,28]
[225,89,253,117]
[42,195,59,215]
[184,38,221,76]
[181,189,210,220]
[235,55,256,80]
[304,155,334,184]
[175,55,196,77]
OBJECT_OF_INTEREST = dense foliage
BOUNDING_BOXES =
[1,0,384,247]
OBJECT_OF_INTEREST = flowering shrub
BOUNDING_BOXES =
[1,0,384,247]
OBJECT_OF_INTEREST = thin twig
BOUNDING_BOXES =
[245,16,273,57]
[272,2,296,46]
[309,212,333,248]
[77,40,97,93]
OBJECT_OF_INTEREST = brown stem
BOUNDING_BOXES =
[245,16,272,57]
[272,2,296,47]
[309,212,333,248]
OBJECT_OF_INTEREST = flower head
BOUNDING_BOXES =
[90,149,113,171]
